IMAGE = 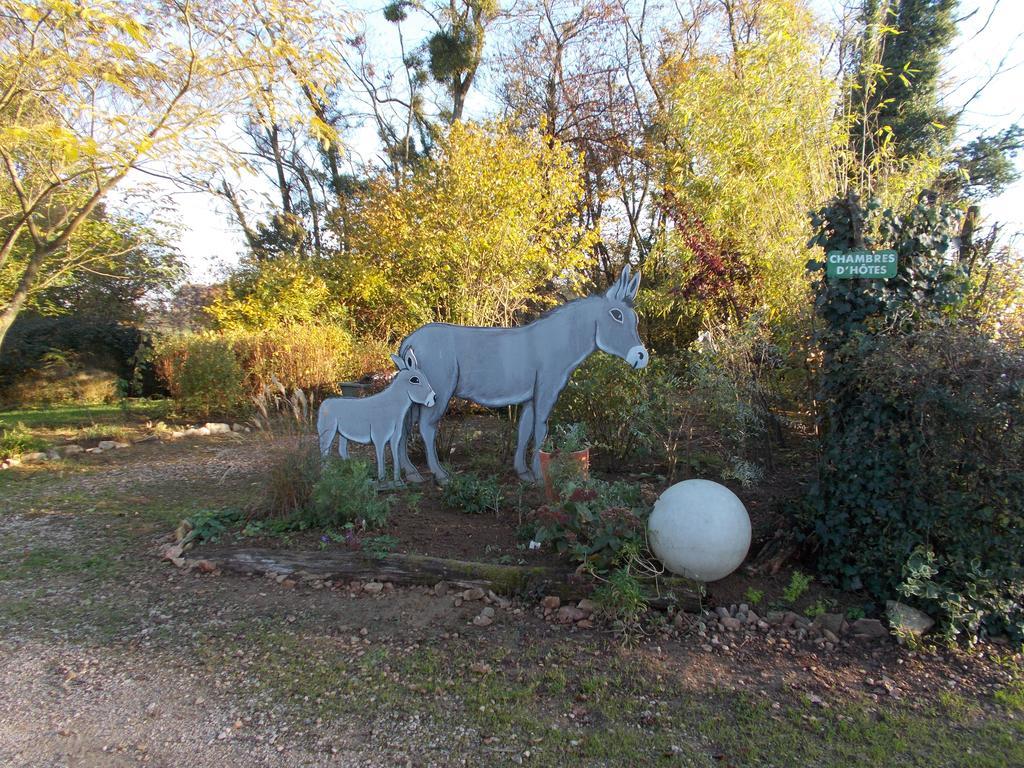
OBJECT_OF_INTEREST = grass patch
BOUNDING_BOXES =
[207,630,1024,768]
[0,399,170,431]
[1,421,48,456]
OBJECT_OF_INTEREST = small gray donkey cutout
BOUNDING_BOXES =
[317,348,436,484]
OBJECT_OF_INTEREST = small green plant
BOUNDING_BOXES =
[845,605,867,621]
[542,422,589,453]
[179,508,244,546]
[440,472,502,515]
[782,570,813,604]
[361,534,399,560]
[592,566,648,629]
[805,598,829,618]
[743,587,764,606]
[528,478,648,573]
[309,458,391,529]
[0,422,47,456]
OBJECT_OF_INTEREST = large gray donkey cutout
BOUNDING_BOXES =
[397,266,648,484]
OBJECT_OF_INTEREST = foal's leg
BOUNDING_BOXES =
[514,401,536,482]
[374,437,387,482]
[390,434,403,484]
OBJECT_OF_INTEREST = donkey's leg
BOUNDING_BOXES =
[337,436,349,460]
[398,406,425,483]
[514,401,536,482]
[419,415,449,485]
[530,390,560,482]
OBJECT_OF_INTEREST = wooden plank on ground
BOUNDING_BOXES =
[191,546,703,611]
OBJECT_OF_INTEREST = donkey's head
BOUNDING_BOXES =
[390,348,436,407]
[593,265,648,369]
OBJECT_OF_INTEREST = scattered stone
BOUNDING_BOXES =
[576,619,594,630]
[21,451,48,463]
[185,427,211,437]
[782,611,799,628]
[86,447,103,454]
[193,559,217,574]
[811,613,844,636]
[886,601,934,637]
[720,616,743,632]
[822,629,839,644]
[793,615,812,630]
[541,596,560,611]
[46,449,62,460]
[469,662,491,675]
[97,440,118,451]
[204,422,232,434]
[281,579,297,589]
[61,445,84,456]
[160,544,184,561]
[576,599,596,616]
[745,609,760,625]
[850,618,888,640]
[556,606,586,624]
[363,582,384,595]
[112,441,131,449]
[134,434,159,444]
[462,587,485,601]
[472,614,493,627]
[481,606,495,619]
[169,431,185,440]
[433,581,449,596]
[715,606,731,620]
[231,423,246,432]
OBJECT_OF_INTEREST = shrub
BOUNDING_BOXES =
[810,327,1024,643]
[527,478,647,573]
[686,316,792,481]
[260,438,322,519]
[441,472,502,515]
[307,458,391,530]
[154,325,391,418]
[807,197,1024,645]
[551,353,680,464]
[154,334,247,418]
[229,323,382,395]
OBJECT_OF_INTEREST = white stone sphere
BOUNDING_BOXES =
[647,479,751,582]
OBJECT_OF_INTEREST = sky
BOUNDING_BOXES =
[145,0,1024,284]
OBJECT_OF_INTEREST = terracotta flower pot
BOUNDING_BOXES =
[538,447,590,501]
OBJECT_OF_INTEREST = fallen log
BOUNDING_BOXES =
[190,546,704,612]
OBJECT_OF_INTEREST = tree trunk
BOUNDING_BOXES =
[0,241,49,355]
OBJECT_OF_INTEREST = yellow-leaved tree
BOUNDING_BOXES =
[0,0,349,353]
[656,0,843,322]
[337,121,597,340]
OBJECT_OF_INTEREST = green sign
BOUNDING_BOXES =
[826,249,897,279]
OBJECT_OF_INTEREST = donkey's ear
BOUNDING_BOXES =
[390,353,407,371]
[405,348,418,370]
[625,271,641,303]
[605,264,631,301]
